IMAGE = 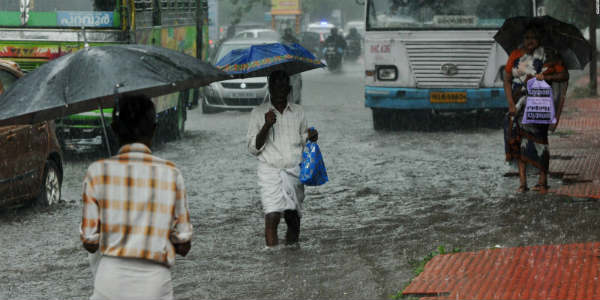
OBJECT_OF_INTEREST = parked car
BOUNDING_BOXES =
[0,59,63,208]
[233,29,281,41]
[202,38,302,113]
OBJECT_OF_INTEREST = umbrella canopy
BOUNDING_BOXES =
[493,15,592,70]
[215,42,325,78]
[0,44,230,126]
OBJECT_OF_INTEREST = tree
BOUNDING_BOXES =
[227,0,270,25]
[545,0,590,29]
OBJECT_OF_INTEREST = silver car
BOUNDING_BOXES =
[202,38,302,113]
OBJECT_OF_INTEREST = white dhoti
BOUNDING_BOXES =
[257,162,305,216]
[90,256,173,300]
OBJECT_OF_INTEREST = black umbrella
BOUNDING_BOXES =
[0,44,230,126]
[493,15,592,69]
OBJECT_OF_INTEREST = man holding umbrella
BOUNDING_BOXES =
[247,70,318,247]
[215,42,324,247]
[81,94,193,299]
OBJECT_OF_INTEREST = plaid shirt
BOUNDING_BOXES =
[80,143,192,267]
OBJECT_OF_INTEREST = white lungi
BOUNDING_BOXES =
[257,162,305,216]
[90,255,173,300]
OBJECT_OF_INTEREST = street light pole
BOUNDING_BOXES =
[590,0,597,96]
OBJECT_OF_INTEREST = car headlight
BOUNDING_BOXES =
[376,65,397,81]
[206,85,217,97]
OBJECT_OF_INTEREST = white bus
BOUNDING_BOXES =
[363,0,538,129]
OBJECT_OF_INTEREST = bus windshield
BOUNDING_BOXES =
[367,0,533,30]
[0,0,117,12]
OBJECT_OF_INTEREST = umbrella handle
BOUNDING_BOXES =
[99,103,112,156]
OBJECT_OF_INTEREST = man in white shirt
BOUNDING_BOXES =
[247,70,318,247]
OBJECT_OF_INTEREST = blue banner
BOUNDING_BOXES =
[57,11,114,28]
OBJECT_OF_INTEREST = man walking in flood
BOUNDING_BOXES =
[247,70,318,247]
[80,94,192,300]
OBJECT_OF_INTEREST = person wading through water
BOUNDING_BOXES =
[247,70,318,247]
[80,94,192,300]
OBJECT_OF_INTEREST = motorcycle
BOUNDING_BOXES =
[324,43,343,72]
[345,39,361,62]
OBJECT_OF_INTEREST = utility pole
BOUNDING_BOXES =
[197,0,207,60]
[590,0,597,95]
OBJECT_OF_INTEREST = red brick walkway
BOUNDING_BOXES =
[403,79,600,300]
[402,242,600,300]
[549,94,600,199]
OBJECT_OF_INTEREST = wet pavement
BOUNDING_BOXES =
[2,62,600,300]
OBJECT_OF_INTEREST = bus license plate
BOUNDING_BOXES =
[430,92,467,103]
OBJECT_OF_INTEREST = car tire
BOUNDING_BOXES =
[36,160,61,207]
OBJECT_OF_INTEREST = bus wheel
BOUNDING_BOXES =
[372,108,391,131]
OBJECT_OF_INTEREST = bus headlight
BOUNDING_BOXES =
[376,65,398,81]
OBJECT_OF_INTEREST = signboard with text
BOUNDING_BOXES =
[57,11,114,28]
[271,0,301,15]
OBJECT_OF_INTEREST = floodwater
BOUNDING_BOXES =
[1,63,599,300]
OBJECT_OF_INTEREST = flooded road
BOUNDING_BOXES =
[2,63,600,300]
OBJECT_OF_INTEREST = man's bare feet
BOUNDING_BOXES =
[517,185,529,193]
[532,184,549,193]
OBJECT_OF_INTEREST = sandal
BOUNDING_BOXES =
[517,185,529,193]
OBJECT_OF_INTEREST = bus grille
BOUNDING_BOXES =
[404,40,494,88]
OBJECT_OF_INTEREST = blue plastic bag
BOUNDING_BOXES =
[299,140,328,186]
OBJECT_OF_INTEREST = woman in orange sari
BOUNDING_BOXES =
[503,25,569,194]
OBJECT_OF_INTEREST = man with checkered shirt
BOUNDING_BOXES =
[80,94,192,300]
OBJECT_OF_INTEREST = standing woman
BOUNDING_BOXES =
[80,94,193,300]
[503,25,569,194]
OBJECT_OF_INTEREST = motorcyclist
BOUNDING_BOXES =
[346,27,362,41]
[323,28,346,70]
[345,27,362,60]
[282,27,299,44]
[324,27,347,52]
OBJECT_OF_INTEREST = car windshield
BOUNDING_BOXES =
[214,43,253,63]
[0,0,117,11]
[257,31,280,39]
[367,0,533,30]
[0,69,18,92]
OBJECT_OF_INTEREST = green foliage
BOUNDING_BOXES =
[412,245,461,276]
[390,245,462,300]
[545,0,596,29]
[227,0,270,25]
